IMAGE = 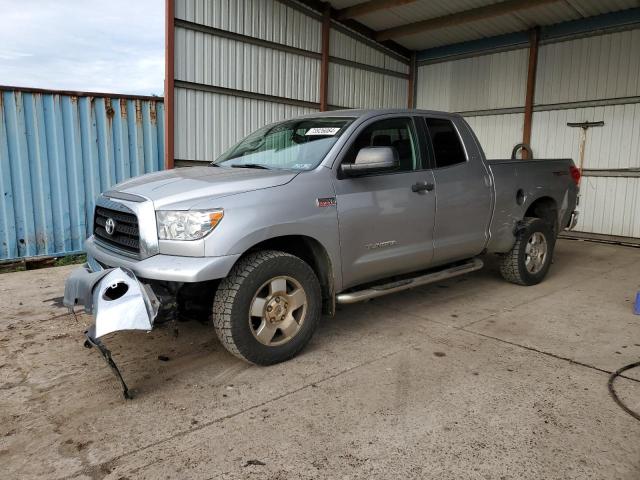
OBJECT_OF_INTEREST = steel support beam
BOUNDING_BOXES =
[173,80,347,110]
[376,0,562,41]
[337,0,418,20]
[455,95,640,117]
[280,0,411,60]
[319,4,331,112]
[417,8,640,64]
[522,28,539,158]
[175,19,409,79]
[164,0,175,169]
[408,52,417,108]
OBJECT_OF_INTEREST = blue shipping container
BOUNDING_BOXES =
[0,87,165,261]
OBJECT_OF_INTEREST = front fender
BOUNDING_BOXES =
[201,170,343,289]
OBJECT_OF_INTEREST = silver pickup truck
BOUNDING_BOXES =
[65,109,579,391]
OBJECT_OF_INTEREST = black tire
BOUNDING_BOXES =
[499,217,555,286]
[212,250,321,365]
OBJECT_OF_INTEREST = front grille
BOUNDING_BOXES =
[94,206,140,255]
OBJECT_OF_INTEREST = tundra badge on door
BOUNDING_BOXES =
[365,240,397,250]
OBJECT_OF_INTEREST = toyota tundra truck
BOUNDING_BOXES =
[64,109,579,392]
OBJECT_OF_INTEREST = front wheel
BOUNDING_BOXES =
[499,217,555,286]
[212,250,321,365]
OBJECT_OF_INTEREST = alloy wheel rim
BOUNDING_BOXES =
[249,276,307,346]
[525,232,548,274]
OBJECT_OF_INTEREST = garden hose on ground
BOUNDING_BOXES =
[608,361,640,422]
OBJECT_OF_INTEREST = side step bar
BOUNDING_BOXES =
[335,258,484,304]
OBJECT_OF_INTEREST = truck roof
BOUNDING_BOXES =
[298,109,464,121]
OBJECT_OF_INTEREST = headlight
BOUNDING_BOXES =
[156,210,224,241]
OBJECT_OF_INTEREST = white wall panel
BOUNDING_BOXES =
[328,64,408,109]
[329,28,409,74]
[174,0,411,164]
[576,176,640,238]
[416,49,528,112]
[174,88,317,161]
[530,100,640,238]
[415,27,640,240]
[175,0,322,52]
[531,103,640,170]
[175,27,320,102]
[465,114,525,159]
[535,29,640,105]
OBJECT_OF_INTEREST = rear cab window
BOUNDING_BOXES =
[424,118,467,168]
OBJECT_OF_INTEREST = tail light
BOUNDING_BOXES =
[569,166,581,184]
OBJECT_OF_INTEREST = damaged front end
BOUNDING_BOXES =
[63,264,161,399]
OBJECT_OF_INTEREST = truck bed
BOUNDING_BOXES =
[485,158,577,253]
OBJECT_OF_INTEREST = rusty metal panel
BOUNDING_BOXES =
[416,48,528,112]
[535,28,640,105]
[174,87,317,162]
[0,88,164,261]
[328,63,408,109]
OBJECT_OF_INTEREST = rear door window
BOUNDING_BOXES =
[425,118,466,168]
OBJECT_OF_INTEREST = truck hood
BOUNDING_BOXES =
[112,166,298,209]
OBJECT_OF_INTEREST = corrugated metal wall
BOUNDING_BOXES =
[415,27,640,240]
[416,49,528,112]
[535,29,640,105]
[0,88,164,261]
[173,0,321,162]
[173,0,409,162]
[416,48,528,159]
[465,113,525,160]
[327,63,408,109]
[175,28,321,102]
[328,27,409,109]
[174,88,316,162]
[532,28,640,238]
[175,0,322,51]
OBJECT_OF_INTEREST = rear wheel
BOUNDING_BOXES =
[499,217,555,286]
[212,250,321,365]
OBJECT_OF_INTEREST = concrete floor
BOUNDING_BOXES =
[1,239,639,479]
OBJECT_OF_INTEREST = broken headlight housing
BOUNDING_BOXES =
[156,209,224,241]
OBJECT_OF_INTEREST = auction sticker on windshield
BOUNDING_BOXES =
[306,127,341,136]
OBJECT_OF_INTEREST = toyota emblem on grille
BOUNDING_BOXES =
[105,217,116,236]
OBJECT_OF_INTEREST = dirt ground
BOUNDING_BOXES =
[1,239,639,479]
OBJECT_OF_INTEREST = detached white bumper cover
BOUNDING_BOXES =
[63,265,159,399]
[63,265,159,338]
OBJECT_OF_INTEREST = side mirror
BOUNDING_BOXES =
[340,146,399,177]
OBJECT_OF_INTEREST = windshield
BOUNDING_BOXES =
[213,117,355,171]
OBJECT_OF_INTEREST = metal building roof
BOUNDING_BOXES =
[324,0,639,50]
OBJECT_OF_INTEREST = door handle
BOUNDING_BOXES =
[412,182,434,193]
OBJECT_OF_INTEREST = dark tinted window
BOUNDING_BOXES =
[343,117,418,173]
[425,118,466,168]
